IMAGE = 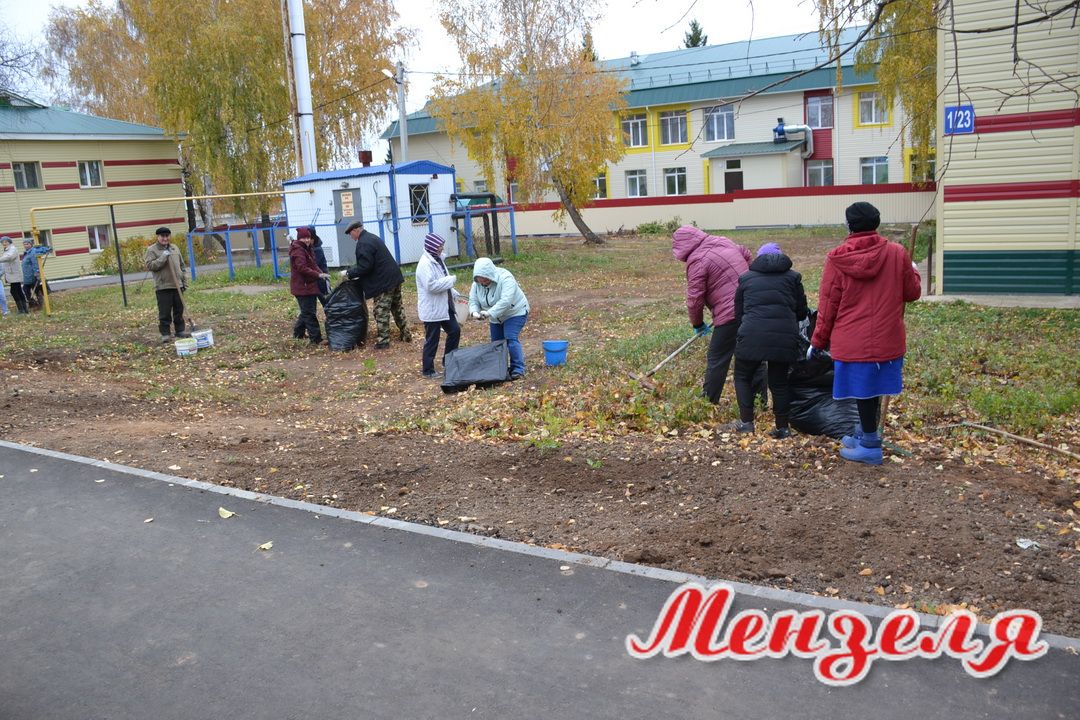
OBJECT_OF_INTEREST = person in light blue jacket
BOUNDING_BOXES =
[21,238,51,308]
[468,257,530,380]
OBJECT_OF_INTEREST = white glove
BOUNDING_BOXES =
[162,250,171,257]
[478,310,490,320]
[470,311,482,320]
[339,270,349,279]
[912,261,919,271]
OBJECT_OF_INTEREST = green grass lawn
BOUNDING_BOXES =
[4,229,1077,441]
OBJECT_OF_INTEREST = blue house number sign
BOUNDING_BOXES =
[944,105,976,135]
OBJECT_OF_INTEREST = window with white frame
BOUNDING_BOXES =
[508,182,519,203]
[12,161,41,190]
[408,183,430,222]
[88,224,110,252]
[592,173,607,199]
[658,110,687,145]
[807,159,834,187]
[472,179,488,192]
[858,92,888,125]
[806,96,834,128]
[860,156,889,185]
[703,105,734,141]
[622,114,647,147]
[664,167,687,196]
[78,160,103,188]
[625,169,647,197]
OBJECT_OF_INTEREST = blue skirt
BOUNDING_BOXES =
[833,357,904,400]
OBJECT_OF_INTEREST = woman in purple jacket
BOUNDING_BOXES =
[672,225,763,404]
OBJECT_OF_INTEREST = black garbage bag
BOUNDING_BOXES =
[441,340,509,394]
[324,280,369,351]
[789,382,859,439]
[786,306,858,438]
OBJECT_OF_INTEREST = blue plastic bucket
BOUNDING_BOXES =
[542,340,569,366]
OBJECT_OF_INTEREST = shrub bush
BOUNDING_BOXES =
[636,217,688,236]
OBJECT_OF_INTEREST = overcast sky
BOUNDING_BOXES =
[3,0,822,152]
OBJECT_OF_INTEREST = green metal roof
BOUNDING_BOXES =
[701,140,806,158]
[0,103,171,139]
[383,26,874,139]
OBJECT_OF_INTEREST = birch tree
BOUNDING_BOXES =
[43,0,408,219]
[430,0,627,245]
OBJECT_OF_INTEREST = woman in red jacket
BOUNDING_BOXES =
[810,202,921,465]
[289,227,330,346]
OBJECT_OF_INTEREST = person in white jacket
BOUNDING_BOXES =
[415,233,461,379]
[0,236,21,315]
[468,256,530,380]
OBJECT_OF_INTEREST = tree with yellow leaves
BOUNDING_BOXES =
[815,0,937,180]
[429,0,626,245]
[43,0,409,220]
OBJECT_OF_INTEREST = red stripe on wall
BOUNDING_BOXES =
[50,225,88,235]
[516,183,932,212]
[943,179,1079,202]
[975,108,1080,134]
[114,216,186,230]
[45,183,81,191]
[102,158,179,167]
[55,247,91,257]
[107,178,181,188]
[0,230,22,237]
[41,161,77,168]
[0,186,13,193]
[0,162,10,169]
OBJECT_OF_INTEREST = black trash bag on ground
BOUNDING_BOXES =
[441,340,509,394]
[324,280,369,351]
[787,307,859,438]
[789,383,860,439]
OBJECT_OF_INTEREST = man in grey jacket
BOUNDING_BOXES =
[144,227,190,343]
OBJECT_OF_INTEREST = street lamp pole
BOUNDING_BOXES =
[393,61,408,164]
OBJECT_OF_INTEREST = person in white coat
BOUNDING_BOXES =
[0,236,21,315]
[415,233,461,378]
[468,256,530,380]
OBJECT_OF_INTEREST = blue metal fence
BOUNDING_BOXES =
[186,205,518,282]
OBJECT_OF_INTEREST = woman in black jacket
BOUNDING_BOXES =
[732,242,808,438]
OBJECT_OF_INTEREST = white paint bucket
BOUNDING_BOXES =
[175,338,198,357]
[193,329,214,348]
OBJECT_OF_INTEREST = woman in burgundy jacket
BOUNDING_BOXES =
[289,227,330,345]
[810,202,922,465]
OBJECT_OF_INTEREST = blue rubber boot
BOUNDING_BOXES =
[841,425,864,449]
[840,431,883,465]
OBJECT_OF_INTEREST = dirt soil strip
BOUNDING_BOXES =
[4,438,1079,651]
[7,375,1077,637]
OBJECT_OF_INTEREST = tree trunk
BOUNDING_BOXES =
[552,179,604,245]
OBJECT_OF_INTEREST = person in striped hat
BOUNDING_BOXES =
[414,232,461,378]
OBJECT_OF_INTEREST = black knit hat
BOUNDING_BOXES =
[155,226,172,236]
[845,202,880,233]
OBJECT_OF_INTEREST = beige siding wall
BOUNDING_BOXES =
[935,0,1080,292]
[0,138,185,279]
[508,190,936,236]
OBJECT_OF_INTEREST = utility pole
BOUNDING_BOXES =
[389,61,408,164]
[285,0,318,175]
[280,0,302,174]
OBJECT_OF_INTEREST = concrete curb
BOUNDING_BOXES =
[4,439,1077,651]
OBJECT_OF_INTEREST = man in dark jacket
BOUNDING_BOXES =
[732,242,809,438]
[289,227,329,345]
[340,221,410,349]
[144,227,189,343]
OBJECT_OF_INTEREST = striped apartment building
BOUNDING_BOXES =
[0,91,186,280]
